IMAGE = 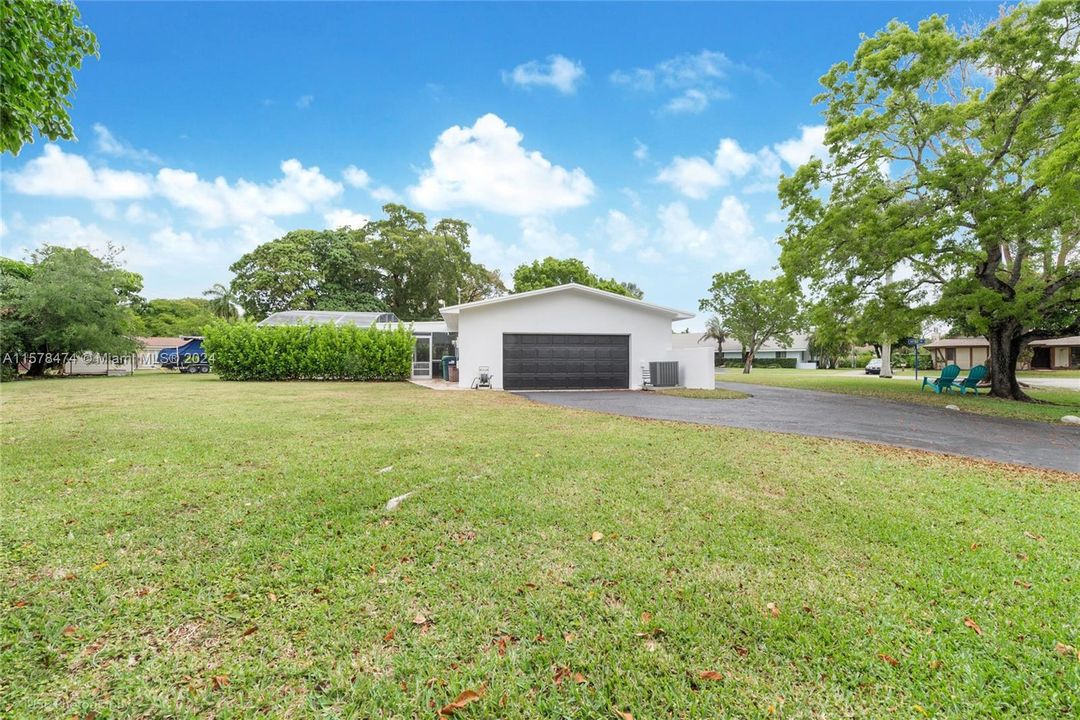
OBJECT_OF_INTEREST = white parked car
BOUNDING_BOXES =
[865,358,882,375]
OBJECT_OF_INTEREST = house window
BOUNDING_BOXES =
[945,348,956,362]
[1071,347,1080,369]
[776,351,787,359]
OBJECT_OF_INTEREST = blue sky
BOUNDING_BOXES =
[0,1,995,325]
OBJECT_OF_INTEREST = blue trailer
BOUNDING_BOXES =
[158,337,210,373]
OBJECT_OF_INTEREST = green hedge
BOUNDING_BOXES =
[203,321,414,381]
[722,357,798,369]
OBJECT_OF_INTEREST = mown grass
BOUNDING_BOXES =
[655,387,750,400]
[717,368,1080,424]
[2,374,1078,719]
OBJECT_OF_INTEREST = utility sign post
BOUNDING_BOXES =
[907,337,929,380]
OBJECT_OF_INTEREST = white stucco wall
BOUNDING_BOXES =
[662,347,715,389]
[453,291,683,390]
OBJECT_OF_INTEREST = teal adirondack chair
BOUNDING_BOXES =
[955,364,988,395]
[921,364,961,394]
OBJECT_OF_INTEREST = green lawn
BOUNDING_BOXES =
[716,369,1080,423]
[2,375,1078,718]
[656,387,750,400]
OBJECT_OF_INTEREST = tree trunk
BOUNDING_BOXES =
[987,322,1030,401]
[743,351,754,374]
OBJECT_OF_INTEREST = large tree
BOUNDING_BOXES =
[203,283,241,321]
[699,270,803,374]
[131,297,217,337]
[778,3,1080,400]
[228,205,503,320]
[2,246,143,375]
[1,0,99,155]
[511,257,644,298]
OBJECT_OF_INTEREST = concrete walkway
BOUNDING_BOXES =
[516,383,1080,473]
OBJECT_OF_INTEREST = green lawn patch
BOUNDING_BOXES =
[655,387,749,400]
[716,368,1080,423]
[2,375,1078,718]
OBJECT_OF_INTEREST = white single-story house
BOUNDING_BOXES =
[717,334,817,368]
[259,285,713,390]
[923,337,989,370]
[1029,336,1080,370]
[440,284,713,390]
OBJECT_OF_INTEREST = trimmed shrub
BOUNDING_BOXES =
[203,321,414,381]
[722,357,798,369]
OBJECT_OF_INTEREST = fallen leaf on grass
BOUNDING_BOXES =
[766,602,780,618]
[553,666,572,685]
[640,611,652,623]
[1013,579,1032,589]
[928,660,943,670]
[383,627,396,643]
[1023,531,1044,541]
[733,645,749,657]
[699,671,724,681]
[878,653,900,667]
[63,625,78,637]
[377,465,394,474]
[573,672,587,685]
[91,561,108,571]
[242,625,258,637]
[438,684,486,716]
[613,710,634,720]
[563,632,576,643]
[963,618,983,636]
[413,613,428,626]
[590,532,604,542]
[12,600,28,609]
[267,592,278,603]
[1054,642,1078,660]
[211,674,229,690]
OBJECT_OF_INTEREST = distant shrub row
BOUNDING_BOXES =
[203,322,414,381]
[722,357,798,369]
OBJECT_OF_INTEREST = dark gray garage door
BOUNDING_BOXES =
[503,334,630,390]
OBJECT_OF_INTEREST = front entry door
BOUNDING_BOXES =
[413,336,432,378]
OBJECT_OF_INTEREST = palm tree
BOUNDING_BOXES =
[702,316,727,368]
[203,283,240,321]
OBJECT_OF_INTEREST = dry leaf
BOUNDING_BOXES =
[242,625,258,637]
[91,561,108,571]
[1013,579,1032,589]
[1023,530,1044,541]
[766,602,780,618]
[928,659,943,670]
[553,666,571,685]
[878,653,900,667]
[699,670,724,681]
[590,531,604,542]
[63,625,78,637]
[613,711,634,720]
[267,592,278,603]
[733,645,749,657]
[534,633,547,643]
[963,617,983,636]
[573,672,587,685]
[413,613,428,626]
[438,685,486,716]
[383,627,396,643]
[970,543,980,550]
[211,674,229,690]
[1054,642,1078,659]
[640,611,652,623]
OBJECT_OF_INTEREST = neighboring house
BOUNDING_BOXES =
[63,336,189,375]
[439,283,713,390]
[1028,336,1080,370]
[717,334,817,368]
[260,286,713,390]
[923,337,989,370]
[924,335,1080,370]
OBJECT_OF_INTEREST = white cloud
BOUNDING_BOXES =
[597,209,647,253]
[149,225,221,262]
[124,202,168,225]
[370,185,400,203]
[764,210,785,223]
[611,50,736,113]
[665,89,710,114]
[467,216,601,280]
[656,138,757,198]
[504,55,585,94]
[324,209,369,230]
[155,158,342,227]
[5,144,154,200]
[408,113,595,215]
[633,140,649,162]
[342,165,371,188]
[773,125,828,168]
[657,196,772,266]
[296,94,314,109]
[0,218,6,238]
[92,124,162,164]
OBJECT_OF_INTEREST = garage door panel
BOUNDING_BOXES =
[503,334,630,390]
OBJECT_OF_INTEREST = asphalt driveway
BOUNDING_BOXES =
[517,382,1080,473]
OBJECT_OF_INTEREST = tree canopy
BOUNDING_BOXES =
[699,270,803,374]
[229,205,505,320]
[130,297,217,337]
[511,257,644,298]
[778,2,1080,400]
[1,0,99,155]
[1,246,143,375]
